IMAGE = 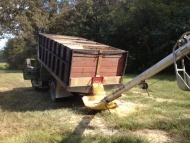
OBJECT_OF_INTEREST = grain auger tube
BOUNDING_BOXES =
[82,32,190,110]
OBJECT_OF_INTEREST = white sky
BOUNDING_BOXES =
[0,39,8,50]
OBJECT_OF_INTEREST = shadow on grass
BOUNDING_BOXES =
[60,114,147,143]
[0,87,92,113]
[61,115,96,143]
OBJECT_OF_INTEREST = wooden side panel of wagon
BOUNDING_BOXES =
[38,34,72,88]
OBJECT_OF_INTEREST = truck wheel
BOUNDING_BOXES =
[50,81,57,102]
[31,80,38,91]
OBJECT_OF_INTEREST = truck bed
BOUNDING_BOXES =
[38,34,128,93]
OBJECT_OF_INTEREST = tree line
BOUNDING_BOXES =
[1,0,190,73]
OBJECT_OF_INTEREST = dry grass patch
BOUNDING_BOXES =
[130,129,172,143]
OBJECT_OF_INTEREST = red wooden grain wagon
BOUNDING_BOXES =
[23,34,128,101]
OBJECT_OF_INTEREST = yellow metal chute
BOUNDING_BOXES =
[82,83,117,110]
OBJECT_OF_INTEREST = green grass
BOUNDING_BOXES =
[0,70,190,143]
[0,62,7,70]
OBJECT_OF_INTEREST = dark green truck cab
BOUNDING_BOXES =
[23,58,53,90]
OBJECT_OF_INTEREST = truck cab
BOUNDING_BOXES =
[23,58,39,80]
[23,58,53,90]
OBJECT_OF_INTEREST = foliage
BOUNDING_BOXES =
[3,38,36,69]
[0,0,57,69]
[0,50,5,62]
[1,0,190,72]
[48,0,190,73]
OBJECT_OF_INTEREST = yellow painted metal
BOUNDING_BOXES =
[82,83,117,110]
[82,96,117,110]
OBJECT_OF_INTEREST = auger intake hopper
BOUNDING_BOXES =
[82,82,118,110]
[82,96,117,110]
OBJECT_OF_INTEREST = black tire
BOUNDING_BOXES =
[31,79,39,91]
[50,81,57,102]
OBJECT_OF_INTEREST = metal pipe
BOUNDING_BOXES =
[102,35,190,104]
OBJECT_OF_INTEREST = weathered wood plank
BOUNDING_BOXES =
[101,61,124,67]
[101,56,124,61]
[72,55,97,59]
[100,72,122,76]
[100,67,123,73]
[71,67,96,73]
[72,61,97,67]
[69,76,122,86]
[65,48,71,62]
[72,56,97,67]
[70,73,96,78]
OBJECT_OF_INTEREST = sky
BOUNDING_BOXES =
[0,38,8,50]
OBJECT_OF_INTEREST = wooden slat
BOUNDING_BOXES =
[65,48,71,62]
[50,55,55,70]
[69,76,122,86]
[101,56,124,61]
[45,51,48,64]
[49,40,53,51]
[72,57,97,67]
[47,52,51,68]
[42,36,45,46]
[72,61,97,67]
[51,41,55,52]
[44,49,46,62]
[70,73,96,78]
[70,77,92,86]
[60,45,65,59]
[72,54,97,58]
[56,43,59,55]
[101,61,124,67]
[71,67,96,73]
[58,62,63,79]
[48,38,51,49]
[42,48,45,62]
[44,37,47,47]
[104,76,122,84]
[100,72,121,76]
[57,59,60,76]
[72,57,97,62]
[72,59,124,68]
[100,67,123,73]
[54,58,59,74]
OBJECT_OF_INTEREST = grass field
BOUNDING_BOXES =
[0,69,190,143]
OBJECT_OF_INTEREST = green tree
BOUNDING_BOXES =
[1,0,190,72]
[0,0,59,69]
[3,38,35,69]
[0,50,5,62]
